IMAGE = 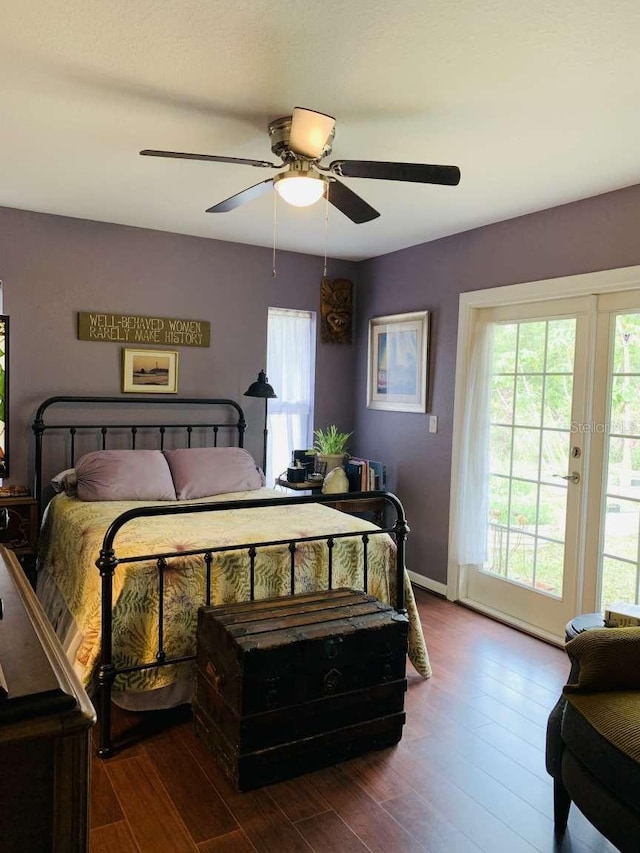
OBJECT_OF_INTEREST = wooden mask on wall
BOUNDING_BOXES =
[320,278,353,344]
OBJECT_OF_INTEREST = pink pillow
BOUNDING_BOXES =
[51,468,78,496]
[163,448,263,500]
[75,450,176,501]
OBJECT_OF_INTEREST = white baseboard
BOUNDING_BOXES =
[457,597,564,647]
[407,571,447,598]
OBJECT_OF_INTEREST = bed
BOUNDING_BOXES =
[33,396,430,756]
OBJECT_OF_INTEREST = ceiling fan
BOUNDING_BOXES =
[140,107,461,224]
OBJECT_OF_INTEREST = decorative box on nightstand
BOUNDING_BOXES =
[0,495,38,583]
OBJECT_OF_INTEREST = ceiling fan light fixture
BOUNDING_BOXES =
[274,172,326,207]
[145,106,460,223]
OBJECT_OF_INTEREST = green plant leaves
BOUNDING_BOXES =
[313,425,353,454]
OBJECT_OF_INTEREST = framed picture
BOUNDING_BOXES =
[122,348,178,394]
[367,310,429,413]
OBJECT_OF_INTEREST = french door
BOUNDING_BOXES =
[584,291,640,613]
[464,298,591,639]
[454,284,640,641]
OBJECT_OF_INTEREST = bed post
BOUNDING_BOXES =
[391,499,409,616]
[32,410,45,518]
[96,547,117,757]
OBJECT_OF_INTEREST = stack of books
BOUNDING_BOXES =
[344,458,387,493]
[603,601,640,627]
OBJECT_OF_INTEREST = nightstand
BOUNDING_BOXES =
[0,495,38,585]
[276,476,323,492]
[327,496,386,527]
[276,478,386,526]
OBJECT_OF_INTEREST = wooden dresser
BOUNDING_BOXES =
[0,546,96,852]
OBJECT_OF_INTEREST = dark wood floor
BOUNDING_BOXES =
[90,589,618,853]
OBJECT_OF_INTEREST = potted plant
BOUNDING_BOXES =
[313,425,353,474]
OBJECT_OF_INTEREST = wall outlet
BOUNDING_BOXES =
[429,415,438,434]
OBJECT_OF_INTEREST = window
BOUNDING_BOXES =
[266,307,316,485]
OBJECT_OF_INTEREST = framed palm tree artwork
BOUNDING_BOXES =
[367,310,429,413]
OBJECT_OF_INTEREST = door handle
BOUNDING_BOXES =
[554,472,580,484]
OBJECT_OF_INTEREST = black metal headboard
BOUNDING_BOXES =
[32,395,247,517]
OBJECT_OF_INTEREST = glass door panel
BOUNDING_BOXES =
[466,299,589,639]
[598,312,640,610]
[485,318,576,595]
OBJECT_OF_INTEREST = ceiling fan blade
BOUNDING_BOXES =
[140,149,278,169]
[326,179,380,224]
[329,160,461,186]
[206,178,274,213]
[289,108,336,159]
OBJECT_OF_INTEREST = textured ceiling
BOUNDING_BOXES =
[2,1,640,260]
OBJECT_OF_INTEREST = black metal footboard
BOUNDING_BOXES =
[95,490,409,757]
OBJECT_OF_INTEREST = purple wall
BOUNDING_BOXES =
[0,207,357,486]
[5,182,640,587]
[356,183,640,586]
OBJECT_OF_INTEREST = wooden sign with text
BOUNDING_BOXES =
[77,312,210,348]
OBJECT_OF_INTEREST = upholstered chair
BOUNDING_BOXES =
[546,627,640,853]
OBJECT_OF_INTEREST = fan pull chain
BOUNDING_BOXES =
[272,188,278,278]
[323,184,330,278]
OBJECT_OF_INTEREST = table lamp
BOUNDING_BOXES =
[244,370,277,474]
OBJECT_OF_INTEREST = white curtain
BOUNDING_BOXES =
[266,308,316,486]
[451,317,494,566]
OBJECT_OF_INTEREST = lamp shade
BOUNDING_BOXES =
[244,370,277,399]
[273,173,326,208]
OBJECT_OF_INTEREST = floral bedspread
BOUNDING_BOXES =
[38,490,431,694]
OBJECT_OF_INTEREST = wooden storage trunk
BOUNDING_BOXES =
[193,588,408,791]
